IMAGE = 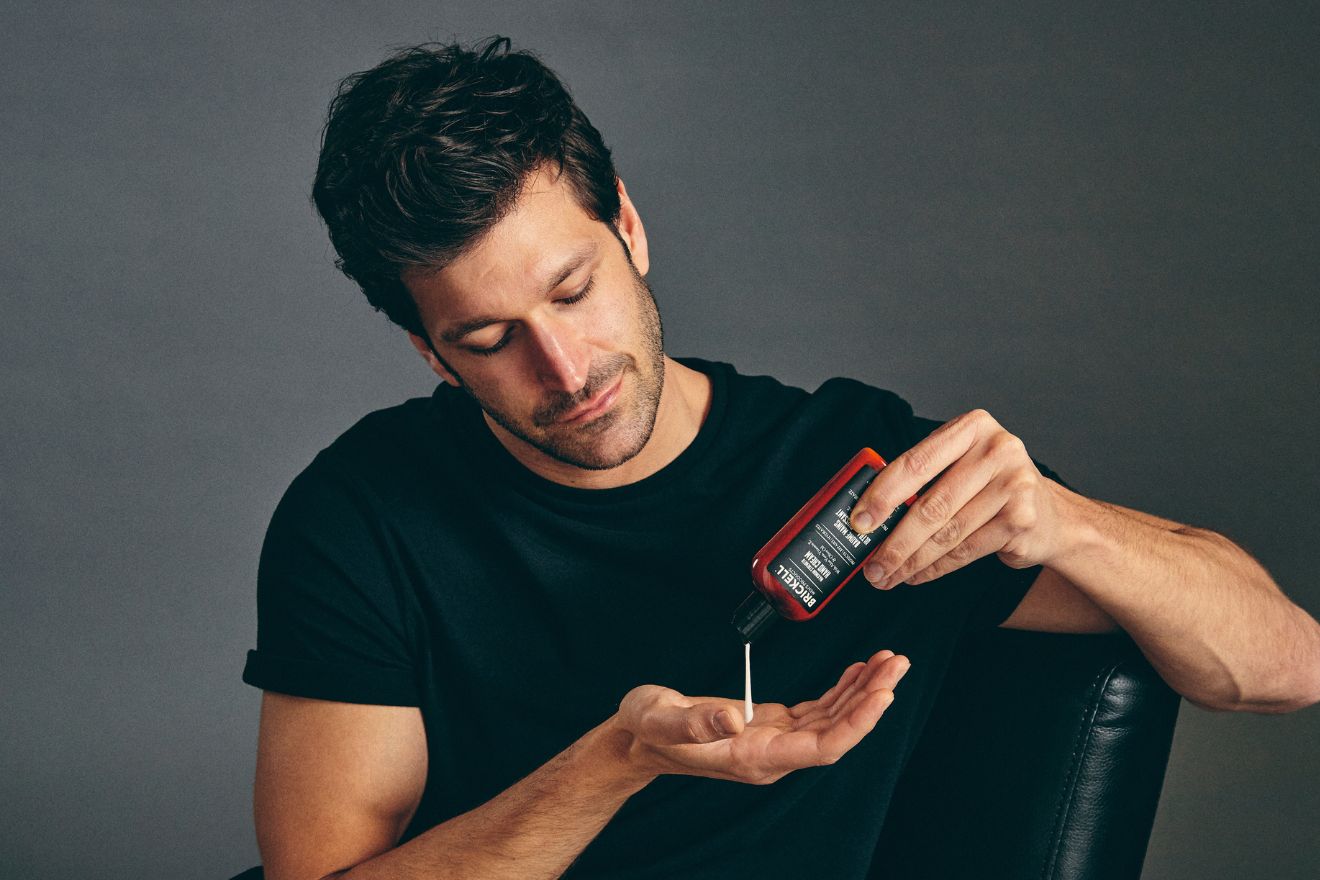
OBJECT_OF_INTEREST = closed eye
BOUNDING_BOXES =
[468,277,596,357]
[554,282,596,310]
[469,328,509,356]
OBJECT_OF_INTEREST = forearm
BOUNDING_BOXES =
[1047,482,1320,713]
[340,716,654,880]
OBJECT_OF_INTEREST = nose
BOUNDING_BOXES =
[525,313,591,395]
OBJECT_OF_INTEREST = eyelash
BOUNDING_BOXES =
[469,278,596,357]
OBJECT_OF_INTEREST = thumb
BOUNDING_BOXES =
[646,699,744,745]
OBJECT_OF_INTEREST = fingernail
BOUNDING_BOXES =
[713,711,734,736]
[853,510,875,533]
[864,563,885,583]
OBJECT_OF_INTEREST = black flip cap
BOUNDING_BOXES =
[732,591,778,643]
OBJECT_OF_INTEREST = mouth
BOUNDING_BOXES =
[557,373,624,424]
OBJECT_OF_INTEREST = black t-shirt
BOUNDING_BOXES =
[242,355,1066,879]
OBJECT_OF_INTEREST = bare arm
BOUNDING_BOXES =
[848,408,1320,714]
[336,713,648,879]
[1026,486,1320,713]
[255,650,909,880]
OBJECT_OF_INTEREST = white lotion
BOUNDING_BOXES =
[744,641,754,723]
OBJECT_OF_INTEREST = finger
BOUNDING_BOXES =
[813,675,903,743]
[876,479,1008,589]
[905,516,1016,585]
[790,659,873,719]
[873,653,912,689]
[765,689,896,769]
[791,652,891,724]
[797,655,910,731]
[827,688,897,748]
[827,653,909,719]
[642,697,745,745]
[790,652,904,728]
[849,410,993,536]
[863,452,1001,590]
[823,661,880,720]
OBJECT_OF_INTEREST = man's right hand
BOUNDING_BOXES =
[253,650,909,880]
[612,649,910,786]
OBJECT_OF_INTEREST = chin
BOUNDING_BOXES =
[543,396,655,471]
[547,422,641,471]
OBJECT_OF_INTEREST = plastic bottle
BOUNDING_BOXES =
[731,447,917,642]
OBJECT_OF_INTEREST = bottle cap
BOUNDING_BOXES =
[731,591,778,643]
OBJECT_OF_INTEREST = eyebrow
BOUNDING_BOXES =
[439,242,599,345]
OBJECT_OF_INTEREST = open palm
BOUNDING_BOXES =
[617,649,910,785]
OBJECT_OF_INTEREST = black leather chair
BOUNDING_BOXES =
[871,626,1181,879]
[231,629,1180,880]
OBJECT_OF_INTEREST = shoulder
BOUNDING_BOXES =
[678,355,798,404]
[689,357,918,426]
[278,394,446,512]
[807,375,926,460]
[813,375,915,419]
[702,358,932,470]
[324,396,436,467]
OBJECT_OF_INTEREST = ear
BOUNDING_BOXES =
[614,178,650,277]
[407,331,462,387]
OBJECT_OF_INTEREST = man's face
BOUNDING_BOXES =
[403,168,666,472]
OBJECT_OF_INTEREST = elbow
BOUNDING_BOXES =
[1268,660,1320,714]
[1187,691,1318,715]
[1263,614,1320,714]
[1223,603,1320,714]
[1225,690,1320,715]
[1189,664,1320,716]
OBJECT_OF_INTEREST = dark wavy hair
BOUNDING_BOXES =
[311,36,621,340]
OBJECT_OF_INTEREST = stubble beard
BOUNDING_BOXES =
[455,265,666,472]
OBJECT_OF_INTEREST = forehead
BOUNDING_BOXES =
[404,167,603,322]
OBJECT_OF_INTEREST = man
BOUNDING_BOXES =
[242,36,1320,880]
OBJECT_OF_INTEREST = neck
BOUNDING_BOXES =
[484,355,713,490]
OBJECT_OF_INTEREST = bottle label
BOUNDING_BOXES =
[768,465,907,612]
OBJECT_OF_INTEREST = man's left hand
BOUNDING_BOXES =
[848,409,1073,590]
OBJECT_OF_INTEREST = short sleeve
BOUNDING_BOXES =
[899,413,1076,632]
[242,451,420,706]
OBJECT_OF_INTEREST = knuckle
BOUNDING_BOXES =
[929,517,960,543]
[1005,503,1036,532]
[971,408,997,432]
[900,445,930,477]
[990,431,1025,456]
[1008,469,1036,493]
[634,703,660,731]
[946,540,977,563]
[876,549,903,572]
[683,715,707,742]
[622,684,651,706]
[916,491,951,525]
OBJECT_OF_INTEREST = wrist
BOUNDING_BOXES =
[1040,477,1104,570]
[581,714,660,796]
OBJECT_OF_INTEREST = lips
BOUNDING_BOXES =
[558,374,623,424]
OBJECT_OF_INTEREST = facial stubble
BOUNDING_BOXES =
[445,262,666,472]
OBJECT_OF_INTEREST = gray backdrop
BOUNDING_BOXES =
[4,2,1317,878]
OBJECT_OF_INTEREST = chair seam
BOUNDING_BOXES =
[1040,662,1118,880]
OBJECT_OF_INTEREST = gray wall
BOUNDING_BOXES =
[4,2,1317,878]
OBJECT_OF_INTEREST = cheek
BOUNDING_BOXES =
[465,364,528,408]
[603,287,649,344]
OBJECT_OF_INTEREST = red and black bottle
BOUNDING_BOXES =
[732,447,917,643]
